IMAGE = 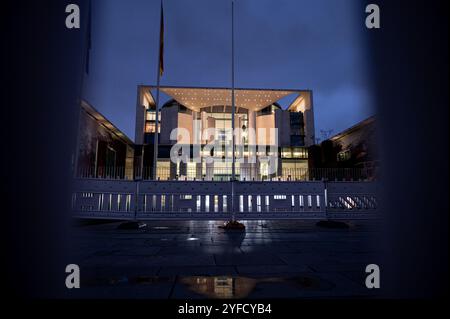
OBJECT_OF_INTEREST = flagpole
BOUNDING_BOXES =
[219,0,244,230]
[153,0,163,181]
[231,0,236,222]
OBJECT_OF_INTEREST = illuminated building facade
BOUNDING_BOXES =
[135,86,315,181]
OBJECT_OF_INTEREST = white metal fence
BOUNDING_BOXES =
[76,166,377,182]
[72,179,378,220]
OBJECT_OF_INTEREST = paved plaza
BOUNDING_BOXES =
[70,220,381,299]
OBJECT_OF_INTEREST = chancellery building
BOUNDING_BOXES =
[134,86,315,181]
[76,86,316,182]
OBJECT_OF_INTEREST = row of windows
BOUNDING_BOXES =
[201,106,249,114]
[146,111,161,121]
[256,104,280,116]
[145,122,161,134]
[281,147,309,159]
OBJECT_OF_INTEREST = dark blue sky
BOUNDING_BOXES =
[83,0,375,141]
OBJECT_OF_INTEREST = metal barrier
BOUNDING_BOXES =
[72,179,378,220]
[76,166,377,182]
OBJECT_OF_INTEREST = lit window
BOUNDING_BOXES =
[337,150,351,162]
[146,111,161,122]
[146,112,156,121]
[145,122,155,133]
[292,147,308,159]
[281,148,292,158]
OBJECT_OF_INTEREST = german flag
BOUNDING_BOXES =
[159,1,164,77]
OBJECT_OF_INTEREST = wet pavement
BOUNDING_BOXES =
[69,220,381,299]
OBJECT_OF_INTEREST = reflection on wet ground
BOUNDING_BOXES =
[70,220,381,299]
[179,275,334,299]
[83,274,334,299]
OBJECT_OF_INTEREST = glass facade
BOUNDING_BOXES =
[289,111,305,146]
[138,94,312,181]
[144,110,161,133]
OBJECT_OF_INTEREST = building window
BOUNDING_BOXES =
[146,110,161,121]
[146,112,155,121]
[281,147,308,159]
[281,160,308,180]
[256,104,278,116]
[337,150,351,162]
[290,135,304,146]
[145,110,161,133]
[292,147,308,159]
[178,104,192,114]
[290,112,304,129]
[281,148,292,158]
[145,122,155,133]
[157,161,170,180]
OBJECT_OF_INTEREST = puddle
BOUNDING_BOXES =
[83,274,333,298]
[179,275,334,299]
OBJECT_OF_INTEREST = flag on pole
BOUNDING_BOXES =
[159,1,164,77]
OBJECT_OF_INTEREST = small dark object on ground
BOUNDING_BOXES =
[117,221,147,230]
[219,220,246,230]
[316,220,350,229]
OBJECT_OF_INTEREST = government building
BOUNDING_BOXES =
[134,86,315,181]
[76,86,316,182]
